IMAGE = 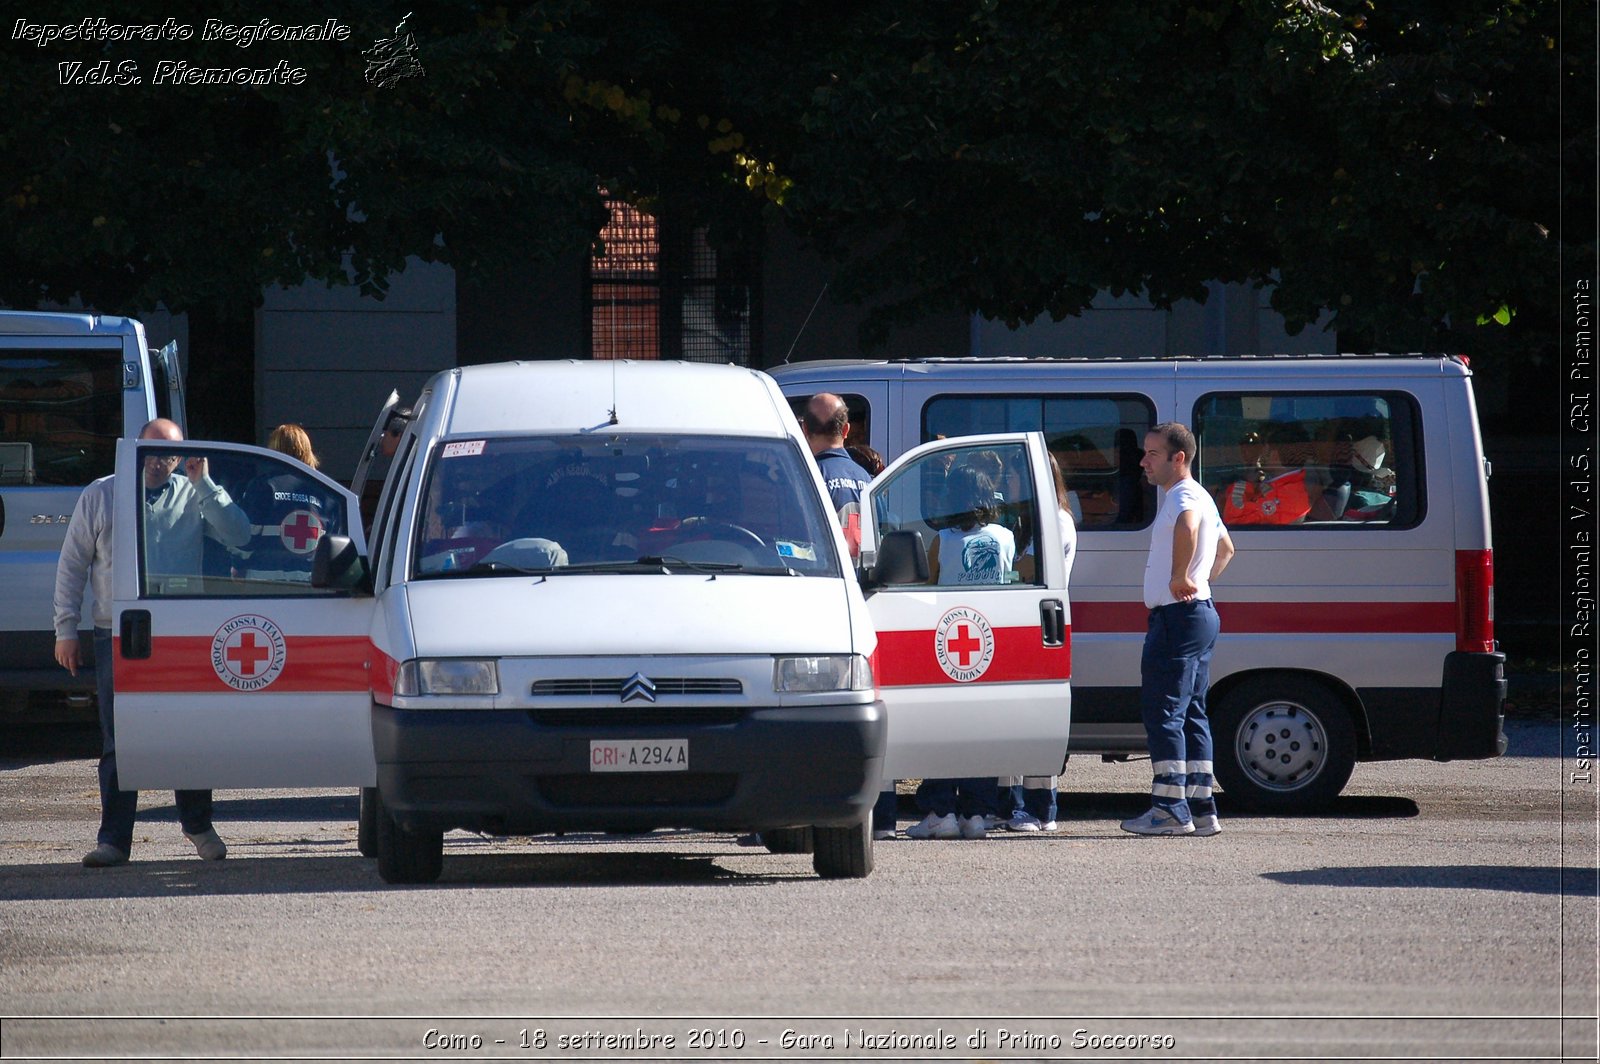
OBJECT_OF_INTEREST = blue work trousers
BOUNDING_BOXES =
[94,627,214,854]
[1139,601,1220,820]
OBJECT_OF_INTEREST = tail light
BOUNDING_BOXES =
[1455,550,1494,653]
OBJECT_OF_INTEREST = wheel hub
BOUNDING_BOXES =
[1234,701,1327,792]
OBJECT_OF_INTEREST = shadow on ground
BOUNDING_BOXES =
[1262,864,1597,896]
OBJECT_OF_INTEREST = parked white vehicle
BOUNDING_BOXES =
[770,355,1507,812]
[107,360,1072,881]
[0,311,183,708]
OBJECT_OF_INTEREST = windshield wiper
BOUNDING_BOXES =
[635,555,746,573]
[460,559,558,576]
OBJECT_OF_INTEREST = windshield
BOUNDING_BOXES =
[410,433,841,578]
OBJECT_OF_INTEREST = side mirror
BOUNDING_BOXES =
[312,534,371,591]
[867,529,929,588]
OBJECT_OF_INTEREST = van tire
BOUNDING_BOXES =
[811,815,873,879]
[762,827,814,854]
[1212,677,1357,813]
[356,787,378,858]
[374,789,444,884]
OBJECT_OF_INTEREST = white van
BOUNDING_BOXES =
[105,360,1072,881]
[770,355,1507,812]
[0,311,184,708]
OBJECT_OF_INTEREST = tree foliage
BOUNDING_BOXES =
[0,0,1582,369]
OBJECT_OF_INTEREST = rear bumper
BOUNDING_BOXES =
[1359,650,1507,761]
[373,701,885,835]
[1435,650,1508,760]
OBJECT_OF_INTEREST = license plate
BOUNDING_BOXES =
[589,739,689,772]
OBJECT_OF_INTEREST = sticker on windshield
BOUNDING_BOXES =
[211,614,287,692]
[441,440,486,458]
[774,540,816,561]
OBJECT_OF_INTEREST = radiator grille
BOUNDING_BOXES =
[528,706,746,727]
[530,678,743,697]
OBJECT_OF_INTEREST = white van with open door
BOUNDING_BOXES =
[107,360,1071,882]
[0,311,183,709]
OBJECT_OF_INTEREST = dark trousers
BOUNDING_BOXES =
[1139,601,1220,820]
[94,627,214,853]
[913,777,1000,819]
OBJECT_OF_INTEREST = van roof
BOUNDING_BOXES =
[440,360,795,437]
[767,353,1470,380]
[0,311,141,337]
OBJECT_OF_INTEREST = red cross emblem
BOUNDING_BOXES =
[934,607,995,683]
[226,632,272,676]
[280,509,324,554]
[211,615,287,691]
[945,624,983,667]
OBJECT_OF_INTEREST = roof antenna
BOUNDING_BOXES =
[608,356,619,424]
[781,280,829,365]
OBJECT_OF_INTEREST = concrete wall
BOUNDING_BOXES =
[255,258,455,478]
[456,254,586,366]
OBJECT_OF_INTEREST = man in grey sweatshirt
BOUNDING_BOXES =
[54,418,247,867]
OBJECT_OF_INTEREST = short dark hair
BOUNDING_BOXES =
[846,444,884,476]
[803,399,849,439]
[946,465,998,527]
[1148,422,1197,464]
[384,406,413,435]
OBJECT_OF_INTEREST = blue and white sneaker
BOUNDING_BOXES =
[1004,811,1043,832]
[1120,807,1195,836]
[1191,813,1222,837]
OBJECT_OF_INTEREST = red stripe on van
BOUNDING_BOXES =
[875,625,1071,687]
[115,635,371,693]
[1069,600,1456,634]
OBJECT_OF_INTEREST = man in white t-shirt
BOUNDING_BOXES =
[1123,423,1236,837]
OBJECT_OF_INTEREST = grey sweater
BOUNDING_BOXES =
[54,475,114,638]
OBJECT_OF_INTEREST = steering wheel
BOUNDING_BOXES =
[679,518,768,551]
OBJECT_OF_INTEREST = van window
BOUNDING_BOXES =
[136,446,352,597]
[922,394,1155,529]
[1192,391,1423,528]
[411,434,841,577]
[871,439,1044,587]
[0,349,121,486]
[369,430,417,588]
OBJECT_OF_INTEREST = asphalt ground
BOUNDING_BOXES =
[1,719,1595,1060]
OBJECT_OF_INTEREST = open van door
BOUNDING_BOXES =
[350,389,402,499]
[149,340,186,429]
[110,438,377,789]
[862,431,1071,779]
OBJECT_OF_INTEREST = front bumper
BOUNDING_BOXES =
[372,701,885,836]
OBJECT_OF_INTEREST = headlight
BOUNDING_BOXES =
[773,654,873,693]
[394,659,500,696]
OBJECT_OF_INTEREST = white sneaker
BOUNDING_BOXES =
[905,812,959,840]
[1040,820,1059,832]
[82,843,128,868]
[1191,813,1222,837]
[958,814,987,839]
[186,828,228,861]
[1120,807,1194,836]
[872,829,896,841]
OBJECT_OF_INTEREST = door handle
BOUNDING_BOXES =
[1040,599,1065,648]
[120,610,151,660]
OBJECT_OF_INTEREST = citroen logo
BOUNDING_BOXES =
[620,672,657,703]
